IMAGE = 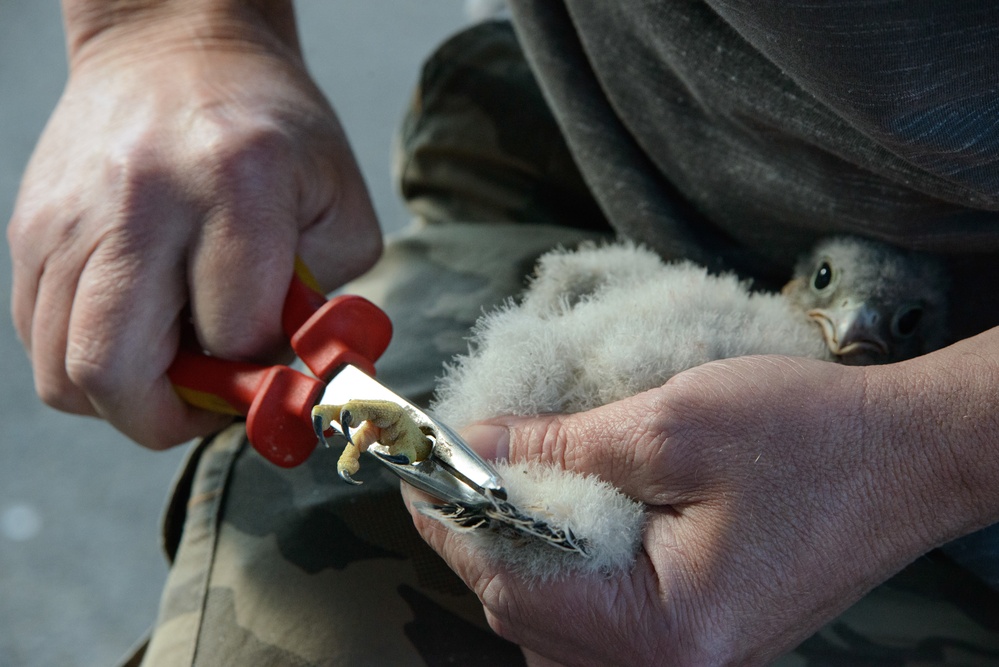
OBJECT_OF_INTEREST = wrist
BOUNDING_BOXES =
[61,0,301,69]
[862,331,999,557]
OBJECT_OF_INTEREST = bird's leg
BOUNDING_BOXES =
[312,400,433,484]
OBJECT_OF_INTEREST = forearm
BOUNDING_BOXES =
[865,327,999,559]
[61,0,301,67]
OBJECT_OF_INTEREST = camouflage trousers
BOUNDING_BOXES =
[129,20,999,666]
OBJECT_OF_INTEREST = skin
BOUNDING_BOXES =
[11,1,999,664]
[8,0,381,448]
[406,343,999,665]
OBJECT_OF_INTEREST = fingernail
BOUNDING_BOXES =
[460,424,510,461]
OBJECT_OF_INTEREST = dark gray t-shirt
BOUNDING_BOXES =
[509,0,999,336]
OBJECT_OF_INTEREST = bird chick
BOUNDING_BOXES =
[422,237,948,578]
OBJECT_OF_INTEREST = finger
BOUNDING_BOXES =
[185,129,302,362]
[8,179,97,414]
[65,209,231,448]
[292,117,382,293]
[21,230,99,416]
[186,117,383,361]
[8,204,42,355]
[402,483,664,666]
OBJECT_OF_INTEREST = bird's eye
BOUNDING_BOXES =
[892,305,923,338]
[813,262,833,290]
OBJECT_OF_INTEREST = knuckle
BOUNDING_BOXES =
[100,140,176,233]
[104,135,162,191]
[64,350,117,400]
[7,198,64,255]
[35,380,67,411]
[6,211,32,250]
[190,122,298,240]
[194,118,292,188]
[34,369,91,415]
[526,416,576,470]
[64,326,134,402]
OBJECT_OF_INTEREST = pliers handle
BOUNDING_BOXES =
[167,260,392,467]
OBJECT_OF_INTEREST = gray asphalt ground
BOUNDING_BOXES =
[0,3,467,665]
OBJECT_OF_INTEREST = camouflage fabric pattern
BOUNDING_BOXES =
[130,20,999,667]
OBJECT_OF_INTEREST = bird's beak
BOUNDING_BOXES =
[808,303,889,362]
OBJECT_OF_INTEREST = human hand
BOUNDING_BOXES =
[406,356,955,666]
[8,4,381,448]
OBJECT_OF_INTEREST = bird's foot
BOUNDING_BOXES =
[312,400,433,483]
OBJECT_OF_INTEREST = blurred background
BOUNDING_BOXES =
[0,2,469,664]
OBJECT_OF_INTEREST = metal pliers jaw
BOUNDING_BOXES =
[375,412,508,507]
[313,364,508,507]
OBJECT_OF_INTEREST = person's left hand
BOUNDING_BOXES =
[405,355,957,666]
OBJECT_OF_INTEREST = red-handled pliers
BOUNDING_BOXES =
[168,260,390,468]
[167,262,506,507]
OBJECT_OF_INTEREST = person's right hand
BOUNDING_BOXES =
[408,350,999,665]
[8,4,382,448]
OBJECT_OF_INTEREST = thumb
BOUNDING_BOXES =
[459,388,681,504]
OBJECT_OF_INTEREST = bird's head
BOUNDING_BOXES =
[782,237,949,365]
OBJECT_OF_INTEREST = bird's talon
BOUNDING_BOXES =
[313,414,331,447]
[372,449,412,466]
[339,468,363,485]
[339,408,355,444]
